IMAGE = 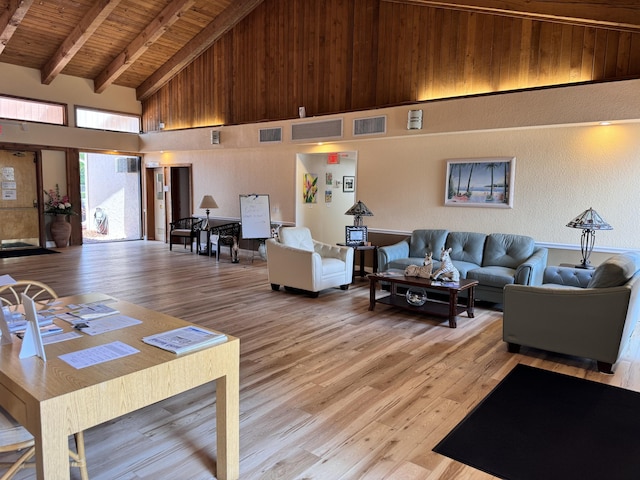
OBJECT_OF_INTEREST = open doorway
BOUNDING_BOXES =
[143,165,193,243]
[79,152,142,243]
[295,151,357,244]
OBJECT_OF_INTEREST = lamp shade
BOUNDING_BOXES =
[345,200,373,217]
[345,200,373,227]
[566,207,612,231]
[199,195,218,209]
[566,207,612,269]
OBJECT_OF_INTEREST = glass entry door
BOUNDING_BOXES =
[0,150,39,249]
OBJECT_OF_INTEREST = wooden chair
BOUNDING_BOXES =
[0,281,58,312]
[0,281,89,479]
[169,217,205,252]
[0,406,88,480]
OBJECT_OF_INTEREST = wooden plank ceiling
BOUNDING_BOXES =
[0,0,637,102]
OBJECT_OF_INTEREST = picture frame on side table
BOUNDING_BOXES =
[445,157,515,208]
[345,226,367,246]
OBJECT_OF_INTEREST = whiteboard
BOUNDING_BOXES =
[239,194,271,239]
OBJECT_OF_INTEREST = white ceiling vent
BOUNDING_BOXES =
[211,130,221,144]
[354,115,386,136]
[291,119,343,141]
[259,127,282,143]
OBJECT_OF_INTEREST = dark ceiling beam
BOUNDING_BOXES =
[136,0,264,101]
[388,0,640,32]
[94,0,196,94]
[0,0,34,55]
[41,0,124,85]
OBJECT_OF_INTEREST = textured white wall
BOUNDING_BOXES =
[141,80,640,256]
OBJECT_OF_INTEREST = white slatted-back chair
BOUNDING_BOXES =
[0,281,58,312]
[0,281,89,479]
[0,406,88,480]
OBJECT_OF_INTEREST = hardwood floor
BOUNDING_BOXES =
[2,240,640,479]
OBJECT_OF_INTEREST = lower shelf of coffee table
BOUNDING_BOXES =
[376,293,465,318]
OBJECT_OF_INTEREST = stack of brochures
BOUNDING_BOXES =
[4,311,53,333]
[142,326,227,354]
[67,303,119,320]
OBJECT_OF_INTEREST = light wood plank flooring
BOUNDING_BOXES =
[2,241,640,479]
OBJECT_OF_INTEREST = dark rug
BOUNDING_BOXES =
[1,242,34,248]
[433,364,640,480]
[0,248,59,258]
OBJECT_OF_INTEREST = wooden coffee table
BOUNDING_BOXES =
[368,271,479,328]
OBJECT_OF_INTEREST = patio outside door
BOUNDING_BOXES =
[79,152,142,243]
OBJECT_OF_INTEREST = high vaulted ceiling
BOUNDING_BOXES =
[0,0,637,102]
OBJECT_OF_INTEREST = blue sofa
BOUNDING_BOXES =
[377,229,548,303]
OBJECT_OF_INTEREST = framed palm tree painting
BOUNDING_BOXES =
[445,157,515,208]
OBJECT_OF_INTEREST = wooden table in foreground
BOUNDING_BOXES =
[0,293,239,480]
[368,272,479,328]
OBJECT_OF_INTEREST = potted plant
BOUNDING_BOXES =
[44,184,75,247]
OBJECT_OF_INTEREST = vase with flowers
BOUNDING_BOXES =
[44,184,76,247]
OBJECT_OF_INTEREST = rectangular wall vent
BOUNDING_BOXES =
[211,130,221,144]
[291,119,343,141]
[354,115,386,136]
[259,127,282,143]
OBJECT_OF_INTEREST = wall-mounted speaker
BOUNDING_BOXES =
[407,109,423,130]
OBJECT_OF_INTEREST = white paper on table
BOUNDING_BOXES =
[80,315,142,336]
[56,312,85,325]
[58,341,139,369]
[43,331,82,345]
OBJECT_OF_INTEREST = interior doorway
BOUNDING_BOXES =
[295,151,357,244]
[0,150,40,248]
[144,165,193,243]
[79,152,142,243]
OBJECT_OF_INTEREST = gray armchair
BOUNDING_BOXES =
[503,252,640,373]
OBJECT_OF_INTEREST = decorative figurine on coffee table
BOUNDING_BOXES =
[404,252,433,279]
[432,247,460,282]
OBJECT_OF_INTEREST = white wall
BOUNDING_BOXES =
[140,79,640,263]
[0,64,140,178]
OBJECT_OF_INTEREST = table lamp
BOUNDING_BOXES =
[199,195,218,227]
[566,207,612,269]
[345,200,373,226]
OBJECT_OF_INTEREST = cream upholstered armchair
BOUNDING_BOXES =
[266,227,354,297]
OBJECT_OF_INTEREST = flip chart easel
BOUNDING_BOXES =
[239,194,271,262]
[239,194,271,239]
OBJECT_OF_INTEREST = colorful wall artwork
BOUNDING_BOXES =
[303,173,318,203]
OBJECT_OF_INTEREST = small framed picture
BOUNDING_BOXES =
[345,226,367,246]
[343,176,355,192]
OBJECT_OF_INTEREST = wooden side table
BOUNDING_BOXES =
[337,243,378,279]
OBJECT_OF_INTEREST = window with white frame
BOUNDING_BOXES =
[75,106,140,133]
[0,94,66,125]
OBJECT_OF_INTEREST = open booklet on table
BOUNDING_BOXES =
[142,325,228,354]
